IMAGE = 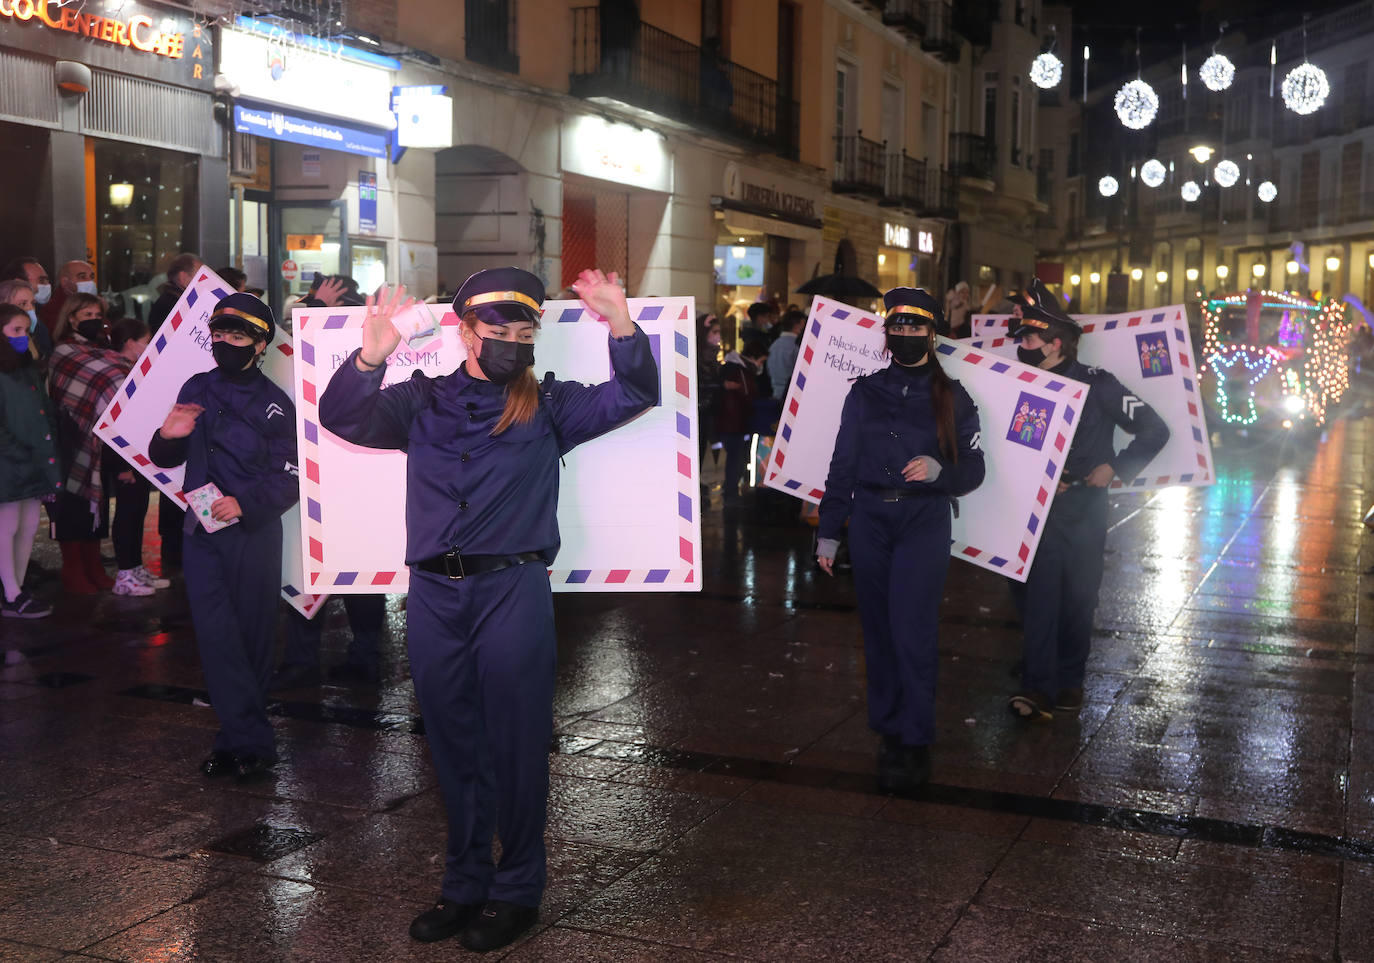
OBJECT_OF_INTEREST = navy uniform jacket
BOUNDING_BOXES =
[818,364,985,543]
[148,368,300,532]
[317,327,658,564]
[1053,358,1169,483]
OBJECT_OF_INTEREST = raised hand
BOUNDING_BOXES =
[570,268,633,336]
[358,284,412,368]
[159,403,204,439]
[315,277,349,307]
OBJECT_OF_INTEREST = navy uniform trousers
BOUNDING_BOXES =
[283,594,387,669]
[847,490,951,747]
[1009,486,1108,698]
[183,518,283,761]
[407,561,556,909]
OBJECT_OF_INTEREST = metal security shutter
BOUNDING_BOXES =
[81,69,222,158]
[0,49,59,128]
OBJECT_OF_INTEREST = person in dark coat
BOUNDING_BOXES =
[148,293,299,781]
[715,337,767,504]
[1004,278,1169,722]
[318,267,657,952]
[816,288,985,793]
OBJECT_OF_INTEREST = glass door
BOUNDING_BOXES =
[270,200,348,322]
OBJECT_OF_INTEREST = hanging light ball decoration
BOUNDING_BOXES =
[1114,79,1160,129]
[1214,159,1241,188]
[1258,180,1278,203]
[1029,52,1063,90]
[1098,175,1120,197]
[1199,53,1236,91]
[1140,159,1167,188]
[1181,180,1202,203]
[1282,62,1330,115]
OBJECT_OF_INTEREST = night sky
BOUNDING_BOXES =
[1062,0,1358,85]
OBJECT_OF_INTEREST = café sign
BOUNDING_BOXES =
[0,0,196,61]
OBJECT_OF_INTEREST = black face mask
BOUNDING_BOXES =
[212,340,257,373]
[475,335,535,385]
[76,319,107,345]
[887,334,929,366]
[1017,343,1049,367]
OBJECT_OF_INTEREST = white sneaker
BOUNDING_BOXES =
[132,565,170,589]
[113,570,155,596]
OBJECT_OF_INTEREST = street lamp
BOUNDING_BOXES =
[1189,145,1215,164]
[1252,263,1266,278]
[1286,260,1300,275]
[1089,271,1101,284]
[1216,265,1230,279]
[1368,253,1374,269]
[1155,270,1168,283]
[1326,255,1342,271]
[1130,267,1143,281]
[1186,267,1199,281]
[1069,273,1081,285]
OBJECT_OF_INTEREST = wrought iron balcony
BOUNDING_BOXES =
[948,133,995,181]
[833,134,886,196]
[920,1,961,61]
[570,7,800,160]
[466,0,518,74]
[882,0,927,38]
[883,153,958,217]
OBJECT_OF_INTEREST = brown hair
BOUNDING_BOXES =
[0,279,33,307]
[462,312,538,436]
[928,357,959,464]
[53,292,103,342]
[0,304,32,372]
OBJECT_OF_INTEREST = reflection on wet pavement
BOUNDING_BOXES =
[0,417,1372,959]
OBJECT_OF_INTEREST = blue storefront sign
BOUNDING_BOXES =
[234,103,387,159]
[358,171,378,235]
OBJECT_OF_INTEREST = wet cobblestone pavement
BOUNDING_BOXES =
[2,416,1373,960]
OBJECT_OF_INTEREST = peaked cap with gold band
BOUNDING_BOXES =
[1007,277,1080,339]
[882,287,945,333]
[208,292,276,345]
[452,267,545,326]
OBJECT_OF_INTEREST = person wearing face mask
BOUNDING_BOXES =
[45,295,125,594]
[0,279,53,360]
[0,304,60,618]
[147,293,299,782]
[815,288,986,794]
[318,267,657,953]
[1004,279,1169,723]
[40,261,97,334]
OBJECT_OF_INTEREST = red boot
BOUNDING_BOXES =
[82,540,115,590]
[60,541,98,595]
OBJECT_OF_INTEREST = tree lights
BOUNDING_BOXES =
[1140,159,1166,188]
[1030,52,1063,90]
[1114,78,1159,129]
[1199,53,1236,91]
[1282,62,1330,115]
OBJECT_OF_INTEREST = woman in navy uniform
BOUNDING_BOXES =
[815,288,985,794]
[148,293,299,781]
[319,267,657,952]
[1005,279,1169,722]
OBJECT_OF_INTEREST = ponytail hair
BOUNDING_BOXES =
[927,351,958,464]
[462,312,540,436]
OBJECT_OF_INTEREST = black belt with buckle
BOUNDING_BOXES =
[414,550,546,580]
[860,485,926,502]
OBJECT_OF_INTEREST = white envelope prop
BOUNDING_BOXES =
[966,305,1214,491]
[292,297,701,593]
[763,297,1088,581]
[92,268,326,617]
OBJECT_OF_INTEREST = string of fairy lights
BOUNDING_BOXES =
[1199,291,1352,427]
[1031,17,1329,207]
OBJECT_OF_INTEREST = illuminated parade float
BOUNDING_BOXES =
[1200,289,1352,428]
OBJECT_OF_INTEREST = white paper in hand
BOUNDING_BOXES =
[390,301,441,350]
[186,482,238,533]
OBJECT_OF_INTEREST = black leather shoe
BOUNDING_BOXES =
[269,663,321,691]
[409,898,482,943]
[877,743,931,797]
[1053,687,1084,712]
[459,901,539,952]
[233,754,275,782]
[199,750,235,778]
